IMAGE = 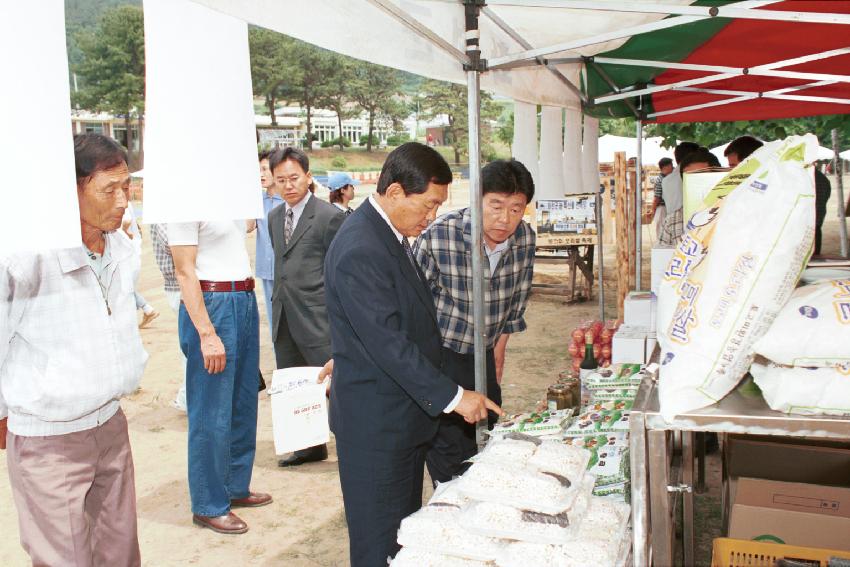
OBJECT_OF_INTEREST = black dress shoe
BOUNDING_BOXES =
[278,444,328,467]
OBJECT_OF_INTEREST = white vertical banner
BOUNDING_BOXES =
[512,101,540,192]
[0,1,80,254]
[537,106,564,200]
[582,116,600,195]
[142,0,263,223]
[563,107,584,195]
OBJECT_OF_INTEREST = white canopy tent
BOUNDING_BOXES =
[598,134,675,164]
[4,4,850,562]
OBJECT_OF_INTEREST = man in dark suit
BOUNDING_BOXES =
[268,147,344,467]
[324,142,502,566]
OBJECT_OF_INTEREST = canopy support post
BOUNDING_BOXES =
[833,129,849,259]
[464,0,489,449]
[635,119,643,290]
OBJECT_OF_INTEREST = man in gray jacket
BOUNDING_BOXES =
[268,147,344,467]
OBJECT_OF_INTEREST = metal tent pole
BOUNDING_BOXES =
[833,129,849,258]
[465,1,488,448]
[635,119,643,290]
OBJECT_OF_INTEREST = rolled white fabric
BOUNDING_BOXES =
[581,116,600,196]
[538,106,564,200]
[512,101,540,191]
[563,108,584,195]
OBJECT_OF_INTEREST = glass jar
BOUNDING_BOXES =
[547,383,572,412]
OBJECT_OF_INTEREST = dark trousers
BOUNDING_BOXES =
[815,179,832,255]
[425,347,501,485]
[273,316,330,458]
[337,440,427,567]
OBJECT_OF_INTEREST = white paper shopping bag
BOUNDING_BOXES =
[269,367,330,455]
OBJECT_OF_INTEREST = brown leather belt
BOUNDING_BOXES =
[199,278,255,292]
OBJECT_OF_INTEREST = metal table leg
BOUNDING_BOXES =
[630,410,649,567]
[682,431,695,567]
[696,432,706,493]
[648,430,674,566]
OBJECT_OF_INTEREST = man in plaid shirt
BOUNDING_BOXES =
[414,159,536,483]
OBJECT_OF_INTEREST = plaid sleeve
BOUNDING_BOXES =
[501,227,535,335]
[413,231,440,298]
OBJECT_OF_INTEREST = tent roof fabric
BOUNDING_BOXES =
[585,0,850,122]
[191,0,850,124]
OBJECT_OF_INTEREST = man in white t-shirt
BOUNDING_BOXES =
[169,219,271,534]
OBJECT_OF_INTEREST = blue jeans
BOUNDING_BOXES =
[178,291,259,517]
[260,277,275,341]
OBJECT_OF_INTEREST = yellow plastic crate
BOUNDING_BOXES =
[712,538,850,567]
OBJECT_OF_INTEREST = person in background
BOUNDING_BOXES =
[267,147,344,467]
[169,213,271,534]
[0,133,148,565]
[323,142,502,566]
[658,141,700,248]
[659,147,721,247]
[121,200,160,328]
[724,135,831,255]
[254,150,284,338]
[723,135,763,168]
[327,172,359,216]
[413,158,536,484]
[652,157,673,243]
[150,222,189,411]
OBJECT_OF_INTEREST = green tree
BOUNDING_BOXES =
[248,28,293,125]
[649,115,850,150]
[496,110,515,154]
[419,80,501,164]
[350,62,405,152]
[279,42,335,151]
[317,55,359,151]
[72,4,145,166]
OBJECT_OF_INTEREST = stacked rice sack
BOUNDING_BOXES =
[750,278,850,415]
[656,135,818,420]
[391,435,630,567]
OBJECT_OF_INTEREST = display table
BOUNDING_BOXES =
[533,245,595,302]
[629,370,850,567]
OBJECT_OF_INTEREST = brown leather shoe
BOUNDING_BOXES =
[192,512,248,534]
[230,492,273,508]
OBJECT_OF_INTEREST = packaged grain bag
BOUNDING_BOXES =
[753,279,850,367]
[396,504,507,561]
[751,359,850,416]
[391,548,495,567]
[462,475,596,544]
[656,135,818,420]
[456,462,582,514]
[489,409,572,437]
[562,409,630,436]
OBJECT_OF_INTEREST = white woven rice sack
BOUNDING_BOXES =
[751,359,850,416]
[753,279,850,367]
[656,135,817,420]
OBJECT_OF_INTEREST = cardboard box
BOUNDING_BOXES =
[623,291,656,330]
[612,325,648,364]
[727,436,850,488]
[651,248,675,295]
[729,477,850,551]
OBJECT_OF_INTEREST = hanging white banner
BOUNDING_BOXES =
[0,1,80,254]
[512,101,540,192]
[538,106,564,200]
[142,0,263,223]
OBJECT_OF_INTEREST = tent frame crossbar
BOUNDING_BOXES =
[593,53,850,85]
[595,47,850,105]
[481,5,587,103]
[486,0,850,26]
[365,0,471,65]
[649,81,850,119]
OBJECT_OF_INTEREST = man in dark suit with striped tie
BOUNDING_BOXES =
[323,143,502,566]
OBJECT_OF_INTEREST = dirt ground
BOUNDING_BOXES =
[0,178,846,566]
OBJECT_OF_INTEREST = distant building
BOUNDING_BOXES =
[71,110,140,153]
[257,106,398,149]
